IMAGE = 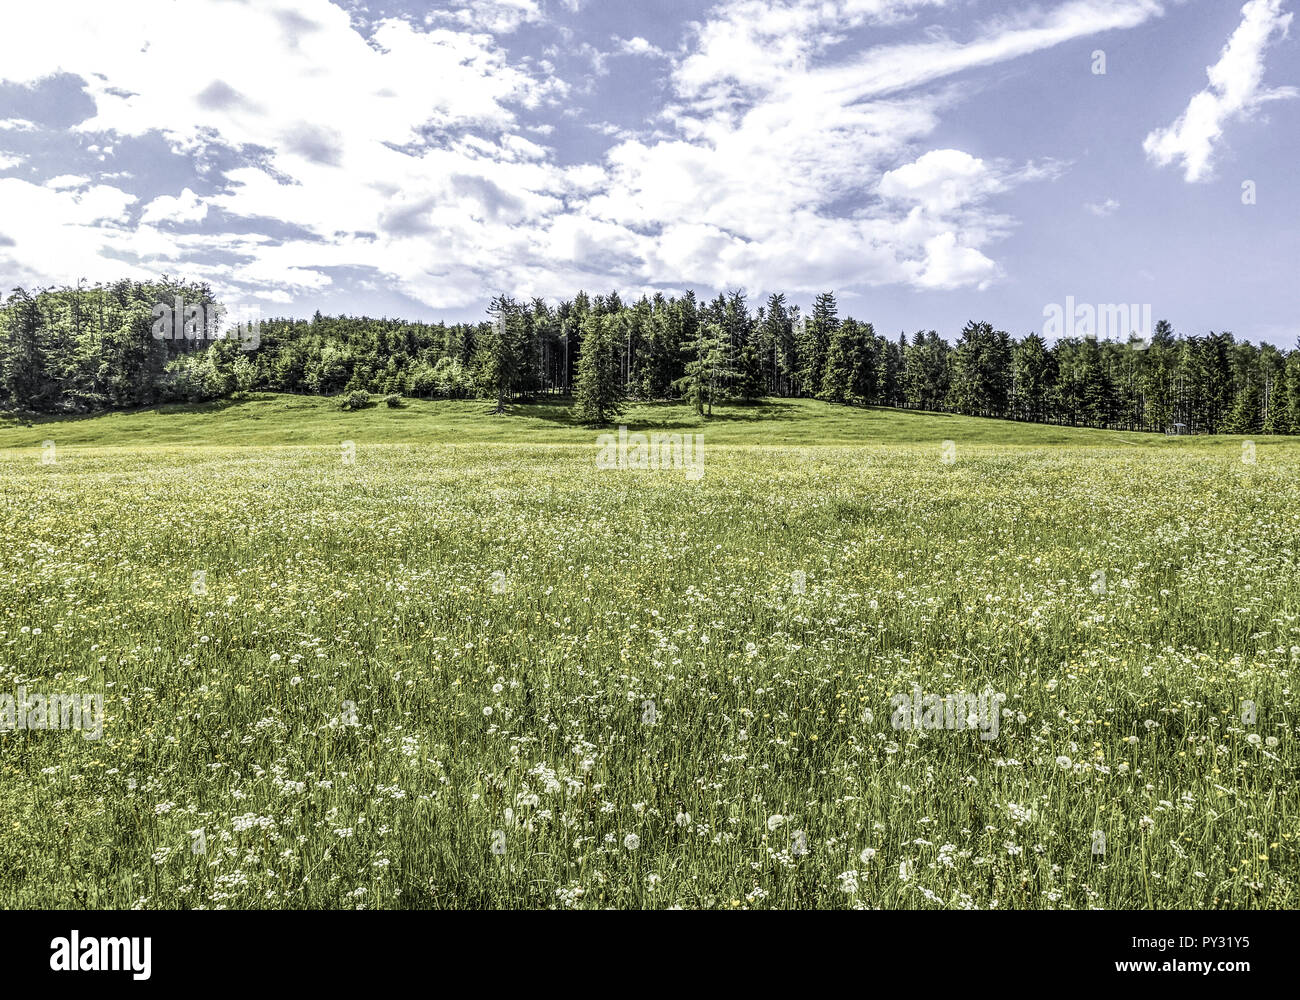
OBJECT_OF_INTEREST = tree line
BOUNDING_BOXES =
[1,279,1296,435]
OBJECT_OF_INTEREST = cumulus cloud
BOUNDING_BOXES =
[0,0,569,304]
[44,174,90,190]
[0,0,1173,308]
[1144,0,1296,182]
[613,36,667,58]
[141,188,209,225]
[0,176,139,285]
[879,150,1006,214]
[910,231,999,290]
[581,1,1133,296]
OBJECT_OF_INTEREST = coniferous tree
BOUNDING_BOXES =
[877,333,904,408]
[675,319,733,417]
[3,278,1295,438]
[798,292,836,397]
[1283,348,1300,434]
[903,331,950,411]
[478,294,523,413]
[819,318,857,404]
[574,313,625,425]
[1011,333,1056,423]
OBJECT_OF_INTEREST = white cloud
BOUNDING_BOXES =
[879,150,1005,214]
[0,0,1172,308]
[432,1,546,34]
[0,0,570,304]
[910,231,999,290]
[676,0,949,103]
[141,188,209,225]
[1084,197,1121,216]
[0,177,139,286]
[581,2,1132,296]
[794,0,1165,105]
[45,174,91,190]
[613,36,667,58]
[1144,0,1296,182]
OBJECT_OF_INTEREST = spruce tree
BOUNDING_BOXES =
[574,313,625,426]
[675,320,732,417]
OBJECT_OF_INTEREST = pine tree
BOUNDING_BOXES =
[1225,342,1262,434]
[574,313,625,425]
[797,292,836,396]
[819,319,856,403]
[853,322,880,404]
[1284,349,1300,435]
[477,294,524,413]
[675,320,733,417]
[1011,333,1056,423]
[0,289,48,410]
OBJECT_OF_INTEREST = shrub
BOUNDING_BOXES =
[407,363,437,398]
[431,356,475,399]
[338,390,371,411]
[384,393,402,408]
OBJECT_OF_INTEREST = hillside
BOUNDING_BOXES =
[0,393,1272,452]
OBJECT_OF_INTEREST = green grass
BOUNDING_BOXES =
[0,395,1295,909]
[0,392,1235,450]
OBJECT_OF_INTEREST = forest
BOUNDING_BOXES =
[0,277,1295,434]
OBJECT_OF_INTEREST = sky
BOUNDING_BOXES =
[0,0,1296,344]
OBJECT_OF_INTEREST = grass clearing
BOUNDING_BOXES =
[0,397,1295,908]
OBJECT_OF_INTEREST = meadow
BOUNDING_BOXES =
[0,395,1295,909]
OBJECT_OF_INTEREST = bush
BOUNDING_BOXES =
[407,363,436,398]
[338,390,371,411]
[157,350,231,404]
[431,356,475,399]
[384,393,402,408]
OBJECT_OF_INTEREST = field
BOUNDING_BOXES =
[0,395,1296,909]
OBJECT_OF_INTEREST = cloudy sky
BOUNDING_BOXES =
[0,0,1296,342]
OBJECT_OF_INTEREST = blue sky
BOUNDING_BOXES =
[0,0,1296,343]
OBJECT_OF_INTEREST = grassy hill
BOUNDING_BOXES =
[0,392,1278,451]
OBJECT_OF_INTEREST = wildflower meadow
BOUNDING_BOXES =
[0,397,1295,909]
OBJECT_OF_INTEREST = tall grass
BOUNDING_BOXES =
[0,399,1294,908]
